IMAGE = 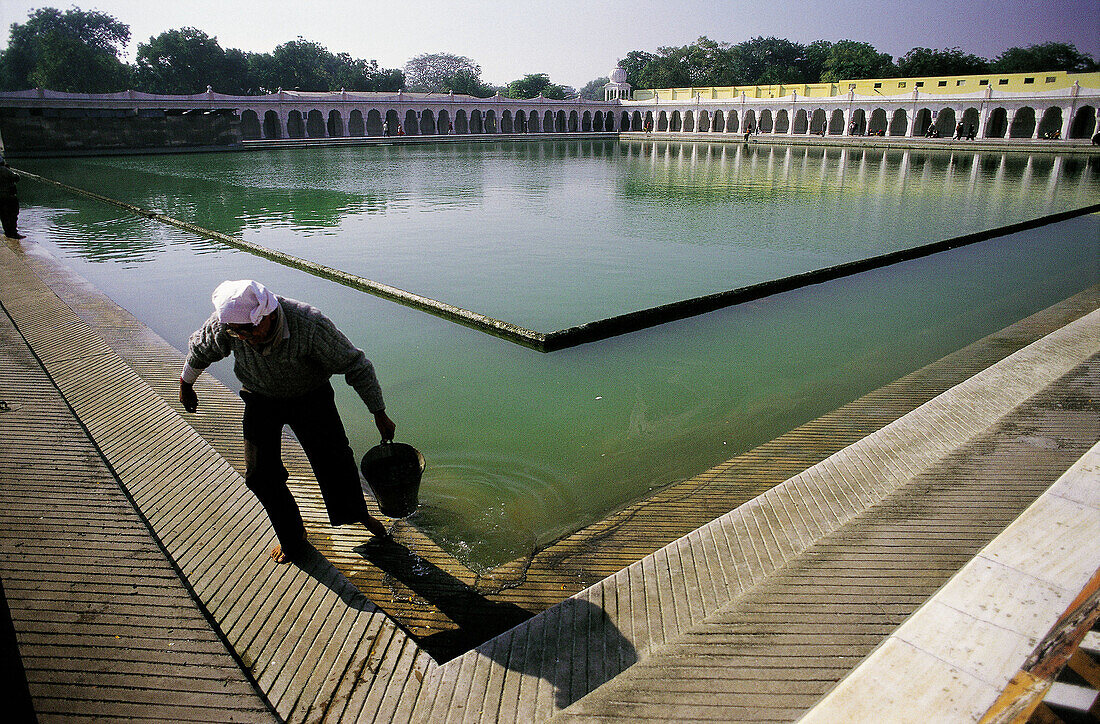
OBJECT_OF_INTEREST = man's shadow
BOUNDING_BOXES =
[354,539,638,708]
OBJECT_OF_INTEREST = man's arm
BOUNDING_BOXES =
[179,315,231,414]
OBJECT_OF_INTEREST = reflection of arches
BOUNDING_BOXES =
[263,110,281,139]
[1010,106,1036,138]
[985,107,1008,138]
[1070,105,1096,138]
[829,109,845,134]
[455,109,469,134]
[404,109,419,135]
[364,109,382,136]
[868,108,887,135]
[713,110,725,133]
[327,109,343,137]
[888,109,907,136]
[759,109,773,132]
[287,110,304,138]
[306,109,325,137]
[240,110,260,140]
[774,109,789,134]
[727,109,739,133]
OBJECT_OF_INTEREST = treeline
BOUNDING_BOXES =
[1,7,1097,99]
[619,36,1098,90]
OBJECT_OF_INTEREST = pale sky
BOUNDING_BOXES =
[1,0,1097,89]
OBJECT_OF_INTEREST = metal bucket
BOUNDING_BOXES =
[360,441,424,518]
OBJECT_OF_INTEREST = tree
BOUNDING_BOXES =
[505,73,565,99]
[618,50,656,89]
[801,40,833,83]
[579,76,609,101]
[820,40,897,81]
[991,42,1097,73]
[1,6,131,92]
[404,52,482,92]
[135,27,237,94]
[244,38,402,93]
[897,47,989,77]
[727,36,807,85]
[446,68,495,97]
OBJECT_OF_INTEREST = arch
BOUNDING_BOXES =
[810,108,826,134]
[849,109,867,135]
[1070,105,1097,138]
[420,109,437,135]
[828,109,845,135]
[936,108,956,137]
[349,109,365,136]
[455,109,469,134]
[569,110,579,132]
[657,111,669,132]
[1009,106,1036,138]
[985,107,1008,138]
[670,110,682,132]
[438,109,451,134]
[601,112,612,131]
[501,110,513,133]
[775,109,789,134]
[470,109,483,133]
[759,109,773,132]
[527,110,540,132]
[636,111,646,131]
[582,111,592,131]
[868,108,887,135]
[287,110,305,138]
[384,109,400,136]
[404,109,419,135]
[960,107,980,136]
[743,109,757,132]
[544,110,555,133]
[307,109,325,137]
[516,110,528,132]
[263,110,281,139]
[327,109,343,137]
[914,108,933,136]
[713,110,725,133]
[727,109,739,133]
[683,110,695,132]
[556,110,567,132]
[793,109,809,134]
[240,110,261,140]
[888,109,907,136]
[485,110,498,133]
[1036,106,1061,137]
[364,109,382,136]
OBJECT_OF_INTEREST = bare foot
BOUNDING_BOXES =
[270,532,307,563]
[363,515,389,539]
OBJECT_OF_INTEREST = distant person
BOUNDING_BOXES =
[1093,132,1100,146]
[967,124,977,141]
[180,280,395,563]
[0,159,24,240]
[744,123,754,142]
[955,122,965,140]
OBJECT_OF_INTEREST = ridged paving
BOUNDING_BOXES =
[2,232,1098,721]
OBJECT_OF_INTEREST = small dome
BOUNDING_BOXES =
[609,66,628,84]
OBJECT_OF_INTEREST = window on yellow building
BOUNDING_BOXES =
[957,80,965,86]
[899,81,906,88]
[915,81,924,87]
[938,80,947,86]
[999,79,1009,85]
[980,79,989,85]
[1046,76,1056,83]
[1024,77,1034,84]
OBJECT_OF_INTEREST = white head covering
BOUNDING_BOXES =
[211,280,279,325]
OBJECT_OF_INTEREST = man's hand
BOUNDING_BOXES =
[374,410,396,442]
[180,380,198,413]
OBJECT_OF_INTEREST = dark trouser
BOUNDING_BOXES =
[0,196,18,238]
[241,382,368,553]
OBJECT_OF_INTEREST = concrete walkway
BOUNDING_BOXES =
[1,235,1097,722]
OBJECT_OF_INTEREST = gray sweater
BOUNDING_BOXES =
[184,296,385,412]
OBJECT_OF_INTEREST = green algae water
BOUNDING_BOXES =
[14,140,1100,569]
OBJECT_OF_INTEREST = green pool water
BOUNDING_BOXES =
[14,140,1100,569]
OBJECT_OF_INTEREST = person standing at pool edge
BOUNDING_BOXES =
[0,158,25,239]
[179,280,394,563]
